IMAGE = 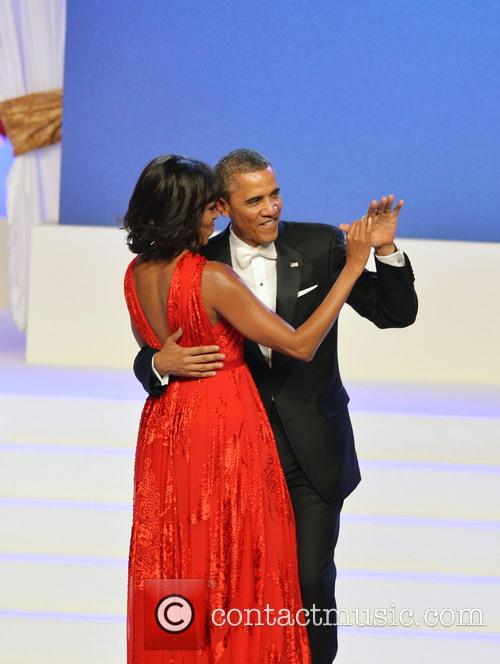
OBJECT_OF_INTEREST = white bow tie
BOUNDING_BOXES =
[235,242,277,269]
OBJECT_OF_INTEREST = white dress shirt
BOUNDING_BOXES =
[152,228,406,382]
[229,226,277,366]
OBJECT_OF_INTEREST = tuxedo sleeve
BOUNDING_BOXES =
[328,227,418,328]
[134,345,168,397]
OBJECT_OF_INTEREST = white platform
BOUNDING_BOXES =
[25,224,500,385]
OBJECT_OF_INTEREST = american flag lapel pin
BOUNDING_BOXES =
[290,261,299,268]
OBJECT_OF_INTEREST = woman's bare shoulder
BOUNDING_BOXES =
[203,260,240,284]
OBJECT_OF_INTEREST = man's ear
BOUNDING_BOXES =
[216,197,230,217]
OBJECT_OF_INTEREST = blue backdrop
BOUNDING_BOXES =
[60,0,500,241]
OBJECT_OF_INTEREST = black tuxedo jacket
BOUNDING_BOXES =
[134,222,417,503]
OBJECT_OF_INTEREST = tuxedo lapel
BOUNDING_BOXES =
[208,225,302,327]
[275,236,302,325]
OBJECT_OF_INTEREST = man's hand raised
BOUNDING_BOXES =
[153,327,225,379]
[340,194,404,256]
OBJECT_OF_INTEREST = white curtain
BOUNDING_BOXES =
[0,0,66,330]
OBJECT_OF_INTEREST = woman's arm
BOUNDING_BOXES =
[203,217,372,362]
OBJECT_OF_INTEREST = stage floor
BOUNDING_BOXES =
[1,309,499,663]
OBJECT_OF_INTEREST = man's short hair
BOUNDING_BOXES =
[215,148,272,200]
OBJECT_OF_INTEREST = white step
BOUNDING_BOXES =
[1,384,499,664]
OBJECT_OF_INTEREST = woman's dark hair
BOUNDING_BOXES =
[123,154,216,261]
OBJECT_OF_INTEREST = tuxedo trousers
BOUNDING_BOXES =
[269,405,344,664]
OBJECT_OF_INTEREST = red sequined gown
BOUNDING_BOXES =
[124,251,311,663]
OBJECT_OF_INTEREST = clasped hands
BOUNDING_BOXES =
[153,194,404,379]
[340,194,404,256]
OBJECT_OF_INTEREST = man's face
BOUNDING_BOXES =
[217,167,282,247]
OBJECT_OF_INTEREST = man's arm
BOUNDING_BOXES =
[133,327,226,397]
[345,243,417,328]
[134,345,166,397]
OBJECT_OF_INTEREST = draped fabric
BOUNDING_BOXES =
[0,0,66,329]
[0,89,63,156]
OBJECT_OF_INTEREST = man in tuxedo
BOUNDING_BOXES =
[133,149,418,663]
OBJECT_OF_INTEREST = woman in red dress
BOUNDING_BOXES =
[123,155,371,663]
